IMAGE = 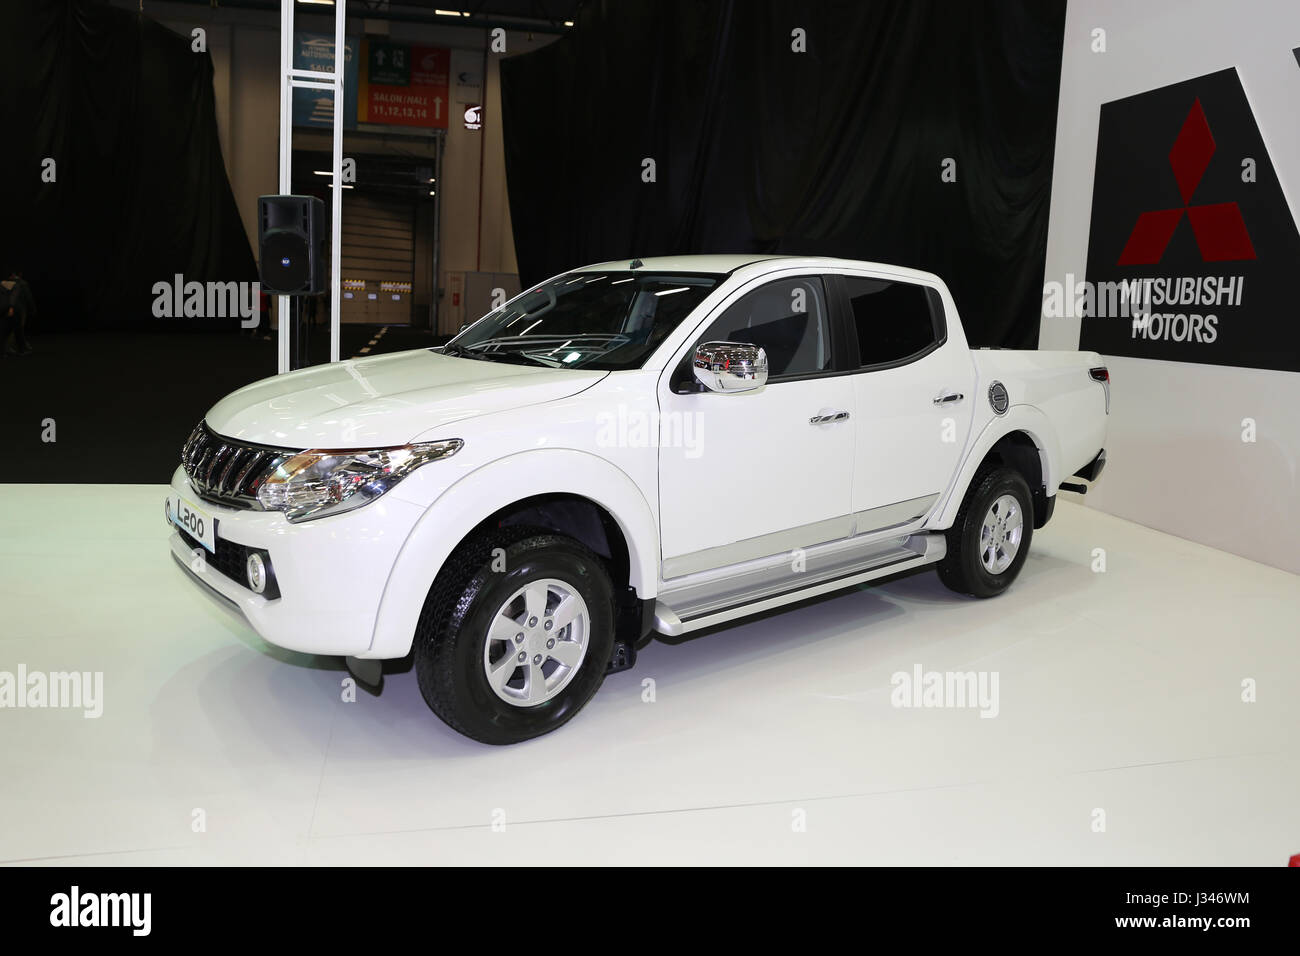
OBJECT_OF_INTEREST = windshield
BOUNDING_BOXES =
[445,271,724,370]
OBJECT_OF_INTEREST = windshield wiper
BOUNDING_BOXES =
[482,350,550,367]
[440,343,499,362]
[439,342,547,367]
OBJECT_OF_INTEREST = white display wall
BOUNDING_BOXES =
[1041,0,1300,573]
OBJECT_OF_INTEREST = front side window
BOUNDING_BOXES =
[843,277,942,367]
[447,271,723,370]
[697,276,831,378]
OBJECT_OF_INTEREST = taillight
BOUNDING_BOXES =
[1090,367,1110,414]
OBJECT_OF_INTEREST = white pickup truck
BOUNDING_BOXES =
[166,255,1109,744]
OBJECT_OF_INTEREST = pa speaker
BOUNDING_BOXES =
[258,195,326,294]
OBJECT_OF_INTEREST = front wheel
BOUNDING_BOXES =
[937,466,1033,598]
[414,529,614,745]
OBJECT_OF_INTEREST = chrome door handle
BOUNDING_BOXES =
[933,392,964,406]
[809,411,850,425]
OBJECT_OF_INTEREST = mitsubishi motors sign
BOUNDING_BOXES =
[1081,67,1300,373]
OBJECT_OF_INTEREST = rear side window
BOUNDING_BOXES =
[843,277,943,367]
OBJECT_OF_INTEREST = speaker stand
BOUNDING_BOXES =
[288,297,312,371]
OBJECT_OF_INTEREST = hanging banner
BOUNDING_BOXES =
[292,33,358,129]
[358,38,450,129]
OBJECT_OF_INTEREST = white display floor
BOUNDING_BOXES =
[1,485,1296,865]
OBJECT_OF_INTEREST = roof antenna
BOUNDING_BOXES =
[629,258,643,269]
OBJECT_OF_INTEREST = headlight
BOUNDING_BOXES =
[257,439,463,522]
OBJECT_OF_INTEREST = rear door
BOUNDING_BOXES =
[834,272,976,530]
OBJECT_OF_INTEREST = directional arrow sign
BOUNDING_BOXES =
[359,40,447,129]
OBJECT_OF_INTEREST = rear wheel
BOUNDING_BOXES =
[937,466,1033,598]
[414,529,614,744]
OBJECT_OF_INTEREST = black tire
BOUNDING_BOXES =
[414,527,614,745]
[937,466,1034,598]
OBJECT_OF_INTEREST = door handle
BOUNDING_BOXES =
[809,410,851,425]
[933,392,964,406]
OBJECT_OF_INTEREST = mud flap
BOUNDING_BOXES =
[606,639,637,674]
[345,655,383,694]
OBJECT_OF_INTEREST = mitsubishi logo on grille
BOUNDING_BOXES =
[1116,99,1255,265]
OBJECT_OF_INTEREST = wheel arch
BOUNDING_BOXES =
[932,407,1061,532]
[474,492,633,593]
[364,449,658,660]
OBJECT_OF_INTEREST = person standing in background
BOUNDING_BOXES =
[1,266,35,356]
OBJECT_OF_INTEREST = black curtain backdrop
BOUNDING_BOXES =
[0,0,255,331]
[500,0,1065,348]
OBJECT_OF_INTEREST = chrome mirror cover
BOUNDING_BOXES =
[691,341,769,392]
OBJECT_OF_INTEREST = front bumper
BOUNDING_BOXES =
[166,466,426,657]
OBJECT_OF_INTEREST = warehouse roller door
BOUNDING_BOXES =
[340,194,415,325]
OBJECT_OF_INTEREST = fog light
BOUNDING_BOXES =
[246,552,268,594]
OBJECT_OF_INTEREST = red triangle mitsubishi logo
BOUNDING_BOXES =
[1117,99,1256,265]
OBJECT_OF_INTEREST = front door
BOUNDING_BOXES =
[657,274,857,579]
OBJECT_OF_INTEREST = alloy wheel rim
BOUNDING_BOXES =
[979,493,1023,574]
[483,578,590,707]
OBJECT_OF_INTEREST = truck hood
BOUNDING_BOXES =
[204,349,607,449]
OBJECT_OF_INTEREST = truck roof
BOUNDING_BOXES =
[572,254,943,285]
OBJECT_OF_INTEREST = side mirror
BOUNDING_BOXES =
[692,341,768,393]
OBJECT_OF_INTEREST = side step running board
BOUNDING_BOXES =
[653,534,946,637]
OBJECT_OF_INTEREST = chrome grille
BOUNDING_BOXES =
[181,422,296,509]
